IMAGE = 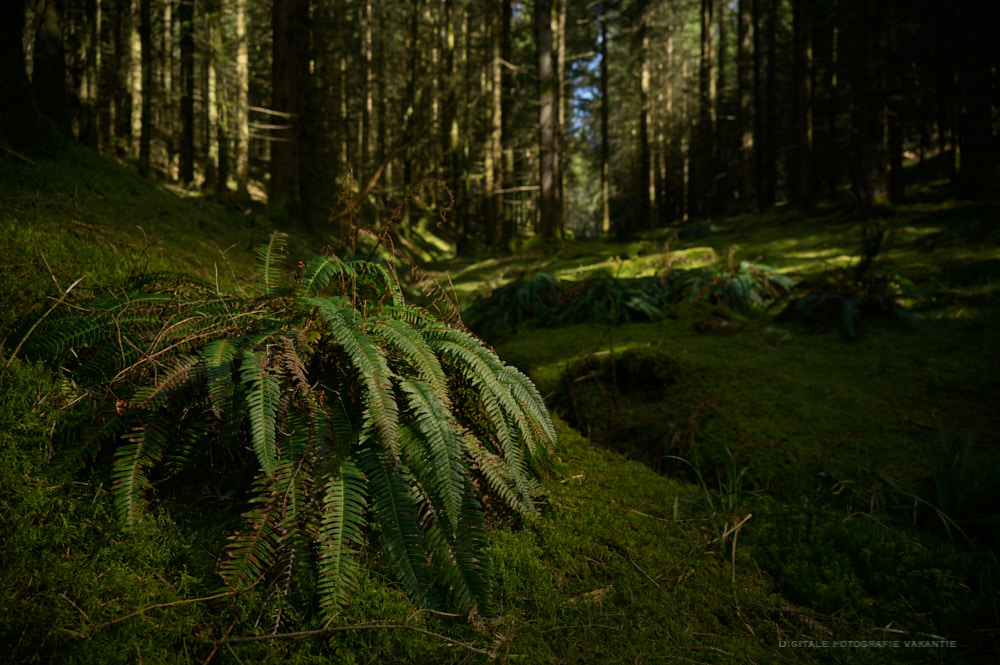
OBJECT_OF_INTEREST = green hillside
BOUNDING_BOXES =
[2,148,998,664]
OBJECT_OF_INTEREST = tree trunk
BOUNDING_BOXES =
[556,0,567,235]
[270,0,302,220]
[536,0,560,239]
[400,0,419,232]
[736,0,753,205]
[762,0,777,208]
[792,0,813,207]
[138,0,151,176]
[500,0,515,248]
[824,0,839,196]
[638,0,652,229]
[211,0,229,198]
[360,0,373,187]
[715,0,728,210]
[179,0,195,183]
[160,0,176,178]
[234,0,249,192]
[851,0,888,218]
[33,0,70,134]
[113,0,132,155]
[752,0,765,209]
[886,1,904,204]
[485,1,502,246]
[78,0,100,148]
[692,0,713,219]
[0,0,40,150]
[956,0,994,199]
[599,3,611,234]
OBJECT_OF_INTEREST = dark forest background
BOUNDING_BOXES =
[3,2,1000,662]
[3,0,996,248]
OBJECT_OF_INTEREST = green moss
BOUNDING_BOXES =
[3,148,1000,663]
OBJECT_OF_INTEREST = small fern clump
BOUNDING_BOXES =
[463,271,669,342]
[669,259,793,314]
[15,233,554,618]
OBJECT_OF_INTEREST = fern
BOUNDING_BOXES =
[318,460,367,612]
[241,349,281,477]
[21,231,555,619]
[257,231,289,296]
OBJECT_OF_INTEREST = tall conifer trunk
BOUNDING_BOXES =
[736,0,753,204]
[536,0,560,239]
[138,0,151,176]
[0,0,39,149]
[179,0,195,183]
[599,4,611,234]
[270,0,302,220]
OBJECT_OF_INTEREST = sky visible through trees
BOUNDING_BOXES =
[4,0,997,249]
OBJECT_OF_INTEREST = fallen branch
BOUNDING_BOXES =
[4,275,86,371]
[205,623,497,658]
[625,547,661,588]
[92,590,237,630]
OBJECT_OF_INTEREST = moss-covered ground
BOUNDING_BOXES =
[2,149,998,663]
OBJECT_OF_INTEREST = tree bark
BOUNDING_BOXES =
[138,0,151,176]
[886,1,904,204]
[361,0,373,187]
[736,0,753,205]
[850,0,888,217]
[500,0,515,248]
[33,0,70,134]
[556,0,567,234]
[485,0,502,246]
[640,2,654,228]
[752,0,765,209]
[692,0,713,219]
[762,0,777,208]
[536,0,560,239]
[234,0,249,192]
[113,0,133,154]
[0,0,40,149]
[715,0,728,210]
[599,3,611,234]
[956,0,994,199]
[179,0,195,183]
[270,0,302,220]
[792,0,813,207]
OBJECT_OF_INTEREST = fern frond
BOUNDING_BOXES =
[240,349,281,477]
[318,460,367,615]
[497,364,557,454]
[431,334,533,484]
[202,338,240,418]
[376,317,449,399]
[257,232,289,296]
[462,435,537,518]
[112,420,169,524]
[421,489,492,614]
[308,297,400,459]
[278,334,311,396]
[359,444,438,609]
[129,354,202,411]
[295,254,356,297]
[399,379,466,534]
[348,259,404,307]
[220,470,285,587]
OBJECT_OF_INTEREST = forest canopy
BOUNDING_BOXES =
[3,0,995,248]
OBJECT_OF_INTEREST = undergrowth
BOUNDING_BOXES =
[464,257,791,342]
[7,231,556,620]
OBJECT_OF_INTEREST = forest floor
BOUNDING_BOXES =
[1,147,999,664]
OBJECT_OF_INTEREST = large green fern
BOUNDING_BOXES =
[15,232,555,619]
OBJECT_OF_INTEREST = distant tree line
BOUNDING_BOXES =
[2,0,996,249]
